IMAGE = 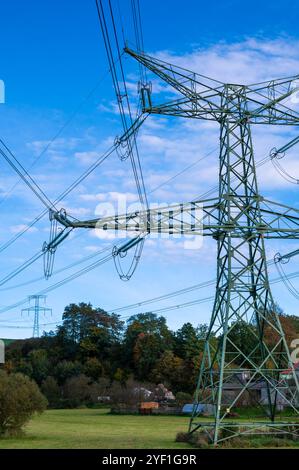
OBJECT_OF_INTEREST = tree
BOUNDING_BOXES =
[264,312,299,347]
[133,333,163,380]
[41,377,61,408]
[63,374,97,408]
[286,314,299,335]
[57,303,123,346]
[113,368,129,384]
[262,304,298,349]
[83,357,103,381]
[0,371,47,436]
[123,313,174,376]
[175,391,193,406]
[80,315,123,362]
[14,358,33,378]
[56,303,124,371]
[174,323,213,392]
[226,320,258,367]
[28,349,50,384]
[175,323,201,360]
[57,303,92,343]
[53,360,82,386]
[151,350,186,392]
[109,378,154,406]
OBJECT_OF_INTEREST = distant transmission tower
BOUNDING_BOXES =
[22,295,52,338]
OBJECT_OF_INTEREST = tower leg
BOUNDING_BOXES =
[189,85,299,444]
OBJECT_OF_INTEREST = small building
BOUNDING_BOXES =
[222,369,299,409]
[139,401,159,414]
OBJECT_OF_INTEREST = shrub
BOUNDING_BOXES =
[175,432,190,443]
[175,392,192,406]
[176,431,210,448]
[63,374,97,408]
[0,370,47,436]
[41,376,61,408]
[109,379,154,406]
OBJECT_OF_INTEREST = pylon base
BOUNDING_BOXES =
[189,421,299,444]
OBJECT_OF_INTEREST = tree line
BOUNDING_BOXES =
[2,302,299,409]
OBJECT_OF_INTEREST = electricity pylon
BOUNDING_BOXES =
[22,295,52,338]
[45,49,299,443]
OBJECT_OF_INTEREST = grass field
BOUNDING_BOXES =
[0,409,191,449]
[1,409,299,449]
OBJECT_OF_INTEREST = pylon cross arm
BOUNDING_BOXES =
[125,48,299,125]
[52,197,299,239]
[53,199,218,235]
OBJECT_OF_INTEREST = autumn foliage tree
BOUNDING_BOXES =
[124,313,174,380]
[3,302,299,410]
[150,350,186,392]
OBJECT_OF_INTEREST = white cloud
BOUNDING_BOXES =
[9,224,38,234]
[80,191,139,205]
[63,206,92,217]
[28,137,82,155]
[154,38,299,85]
[84,245,103,252]
[3,36,299,327]
[80,193,107,202]
[74,151,100,164]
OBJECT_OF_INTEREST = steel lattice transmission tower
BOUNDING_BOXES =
[47,48,299,444]
[22,295,52,338]
[123,51,299,443]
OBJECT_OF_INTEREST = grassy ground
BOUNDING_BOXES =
[0,409,192,449]
[0,409,298,449]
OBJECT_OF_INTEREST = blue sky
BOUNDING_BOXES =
[1,0,299,338]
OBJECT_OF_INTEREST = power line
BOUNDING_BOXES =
[0,250,44,288]
[95,0,149,281]
[4,262,299,331]
[0,60,122,209]
[0,111,147,291]
[0,240,113,292]
[0,48,134,253]
[131,0,147,83]
[0,149,279,314]
[0,244,122,314]
[108,279,215,313]
[0,143,117,292]
[148,146,218,195]
[0,140,55,210]
[107,258,284,314]
[0,147,278,321]
[0,143,116,255]
[272,157,299,185]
